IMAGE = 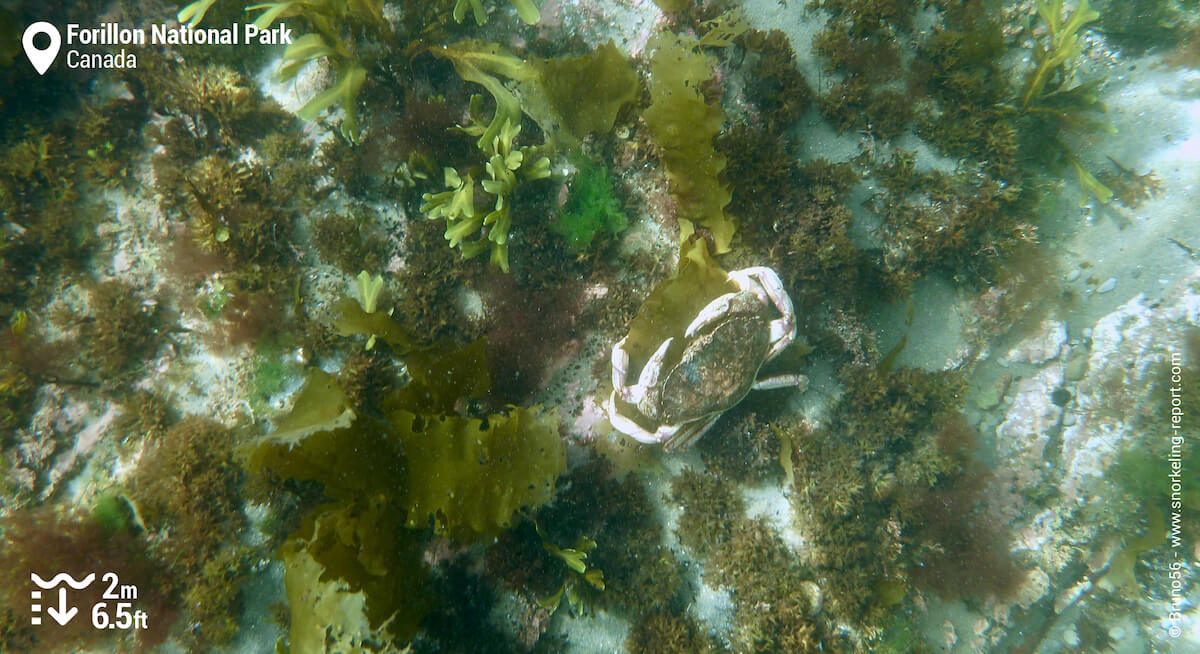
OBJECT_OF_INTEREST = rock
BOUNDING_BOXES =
[1004,319,1068,365]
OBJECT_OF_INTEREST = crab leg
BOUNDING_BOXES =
[733,267,796,360]
[752,374,808,391]
[662,412,723,452]
[685,292,751,338]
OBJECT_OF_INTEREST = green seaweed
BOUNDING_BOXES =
[1015,0,1115,205]
[248,0,387,141]
[423,40,639,269]
[551,158,627,253]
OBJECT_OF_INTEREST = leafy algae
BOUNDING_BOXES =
[642,33,736,253]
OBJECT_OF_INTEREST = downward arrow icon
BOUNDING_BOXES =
[46,588,77,626]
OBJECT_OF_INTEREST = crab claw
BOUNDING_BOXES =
[606,391,663,444]
[611,337,631,389]
[637,337,674,389]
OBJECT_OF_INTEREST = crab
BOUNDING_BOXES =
[606,266,807,450]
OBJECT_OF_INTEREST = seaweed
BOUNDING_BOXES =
[1018,0,1101,111]
[418,563,518,653]
[332,295,417,355]
[1097,156,1162,209]
[391,403,565,541]
[818,77,912,139]
[80,280,164,378]
[528,41,641,146]
[536,525,606,616]
[312,208,390,274]
[778,363,1023,634]
[626,611,719,654]
[244,0,390,141]
[0,127,94,314]
[279,499,429,649]
[419,115,551,272]
[642,33,736,253]
[812,18,903,80]
[432,41,531,152]
[670,467,825,652]
[424,39,639,269]
[809,0,918,36]
[550,157,628,253]
[0,326,40,438]
[1014,0,1115,205]
[452,0,541,25]
[175,153,297,267]
[129,417,251,648]
[248,339,567,649]
[531,457,683,616]
[739,29,814,132]
[393,218,476,347]
[163,63,256,145]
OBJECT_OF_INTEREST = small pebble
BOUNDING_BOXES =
[1064,349,1090,381]
[1097,277,1117,293]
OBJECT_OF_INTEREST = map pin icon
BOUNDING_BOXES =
[22,22,61,75]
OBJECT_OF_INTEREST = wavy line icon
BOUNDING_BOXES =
[30,573,95,589]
